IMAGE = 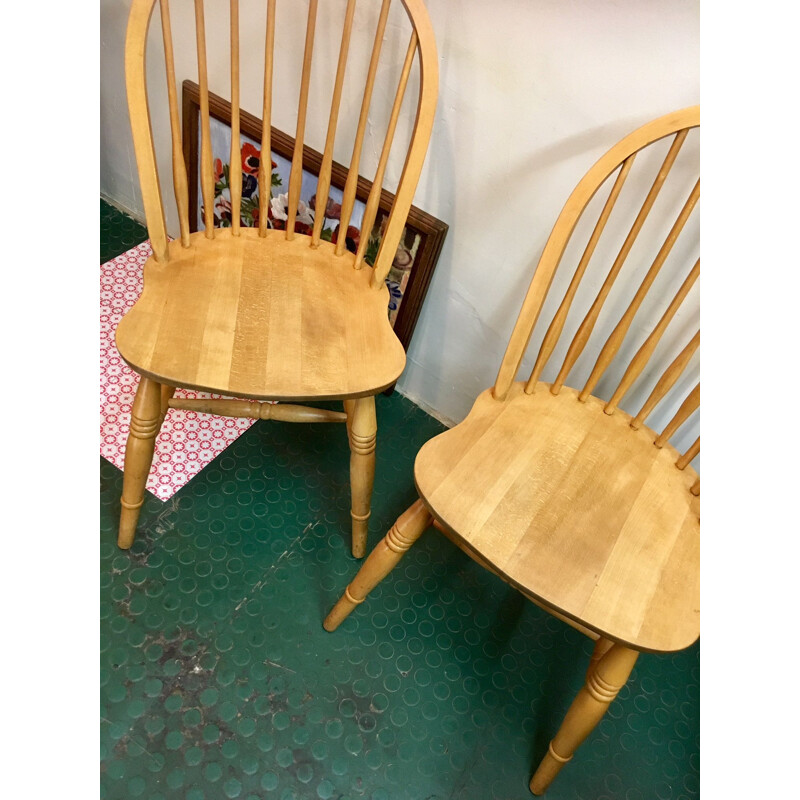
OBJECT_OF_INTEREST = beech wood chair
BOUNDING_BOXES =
[324,108,700,795]
[115,0,438,556]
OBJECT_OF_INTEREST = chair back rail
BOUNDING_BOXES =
[494,107,700,474]
[125,0,438,279]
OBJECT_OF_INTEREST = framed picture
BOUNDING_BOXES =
[181,80,447,365]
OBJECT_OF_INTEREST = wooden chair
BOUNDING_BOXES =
[324,108,700,795]
[115,0,438,555]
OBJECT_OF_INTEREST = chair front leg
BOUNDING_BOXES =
[118,376,164,549]
[348,395,377,558]
[324,499,432,631]
[529,640,639,795]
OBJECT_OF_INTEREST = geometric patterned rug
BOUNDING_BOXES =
[100,241,256,500]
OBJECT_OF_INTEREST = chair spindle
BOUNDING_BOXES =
[312,0,358,247]
[676,437,699,470]
[229,0,242,234]
[654,383,699,448]
[258,0,276,237]
[287,0,319,240]
[579,179,700,402]
[690,478,699,496]
[604,258,699,415]
[336,0,392,254]
[194,0,215,237]
[551,130,689,396]
[630,331,699,431]
[353,31,418,269]
[159,0,191,247]
[526,156,636,392]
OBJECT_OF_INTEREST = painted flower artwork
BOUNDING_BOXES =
[208,141,281,230]
[200,117,420,324]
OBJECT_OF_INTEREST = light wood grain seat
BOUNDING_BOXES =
[115,0,438,557]
[116,229,406,400]
[324,108,700,796]
[414,382,699,654]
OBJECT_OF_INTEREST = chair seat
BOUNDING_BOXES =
[414,382,699,653]
[115,228,407,401]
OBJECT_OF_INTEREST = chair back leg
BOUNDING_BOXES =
[324,498,432,631]
[530,642,639,794]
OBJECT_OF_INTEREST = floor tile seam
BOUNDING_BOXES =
[167,519,327,685]
[446,740,486,800]
[100,714,162,771]
[107,468,330,697]
[124,495,184,567]
[226,519,324,626]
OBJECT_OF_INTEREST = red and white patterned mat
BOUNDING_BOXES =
[100,242,256,501]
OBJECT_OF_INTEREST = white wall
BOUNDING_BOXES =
[101,0,699,456]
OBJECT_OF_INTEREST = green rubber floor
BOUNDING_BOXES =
[100,199,699,800]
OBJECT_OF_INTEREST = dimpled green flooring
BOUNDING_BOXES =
[101,198,149,262]
[100,200,700,800]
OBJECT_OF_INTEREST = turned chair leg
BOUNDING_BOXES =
[118,376,164,550]
[529,639,638,795]
[347,396,377,558]
[324,499,432,631]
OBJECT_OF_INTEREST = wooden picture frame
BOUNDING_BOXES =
[181,80,447,368]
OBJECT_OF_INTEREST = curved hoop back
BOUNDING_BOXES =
[125,0,438,285]
[493,107,700,467]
